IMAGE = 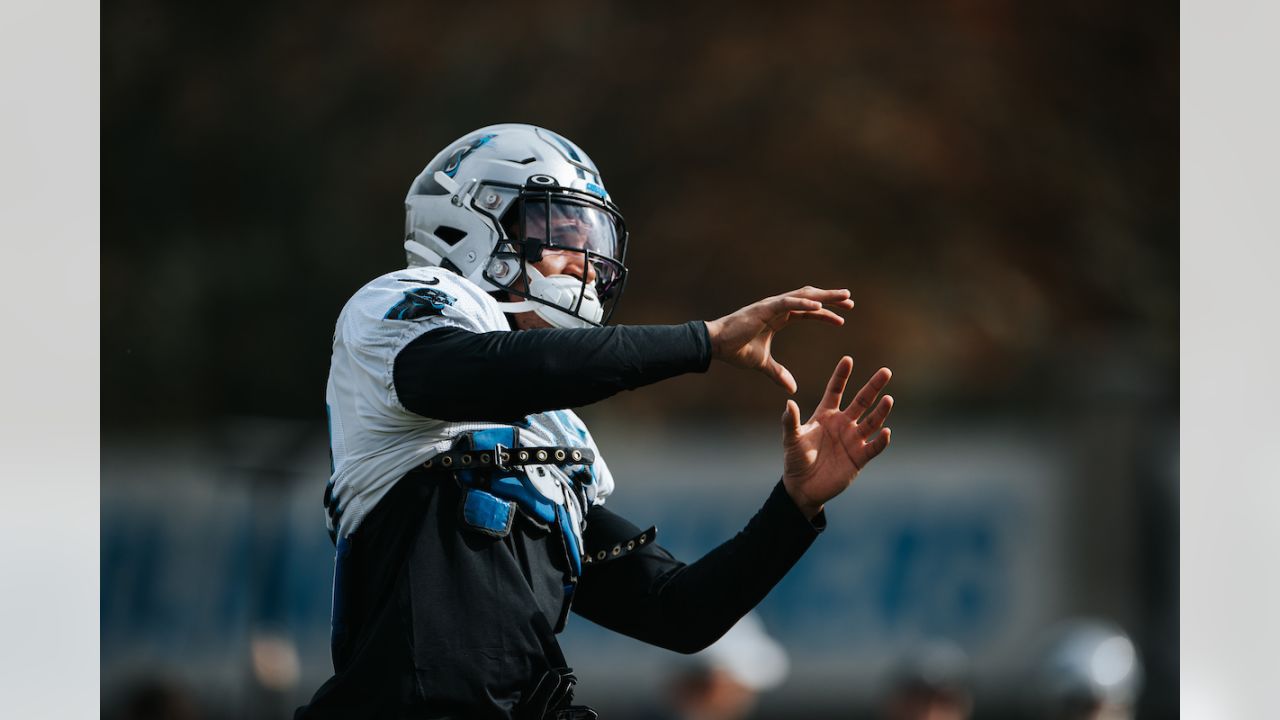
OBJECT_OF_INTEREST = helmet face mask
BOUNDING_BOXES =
[404,124,630,327]
[482,184,628,325]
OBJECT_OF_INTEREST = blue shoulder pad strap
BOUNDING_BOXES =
[461,489,516,537]
[454,427,518,487]
[489,475,557,525]
[460,427,557,525]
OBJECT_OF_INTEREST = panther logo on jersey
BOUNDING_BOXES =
[384,287,457,321]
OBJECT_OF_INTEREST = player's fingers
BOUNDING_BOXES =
[781,399,802,436]
[843,367,892,418]
[782,291,854,313]
[861,428,892,464]
[788,308,846,327]
[764,311,795,332]
[857,395,894,437]
[818,356,854,411]
[783,286,853,306]
[766,357,798,394]
[765,295,823,317]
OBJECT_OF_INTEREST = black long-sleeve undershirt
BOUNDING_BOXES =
[390,318,822,654]
[574,480,825,653]
[393,321,712,423]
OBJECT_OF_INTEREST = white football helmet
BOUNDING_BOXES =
[404,123,629,327]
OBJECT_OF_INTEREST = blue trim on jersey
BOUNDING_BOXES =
[326,492,345,531]
[557,505,583,577]
[550,410,590,444]
[330,536,353,659]
[325,404,335,475]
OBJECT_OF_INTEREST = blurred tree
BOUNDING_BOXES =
[103,0,1175,428]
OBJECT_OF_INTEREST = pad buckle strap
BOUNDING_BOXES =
[494,442,511,471]
[422,445,594,471]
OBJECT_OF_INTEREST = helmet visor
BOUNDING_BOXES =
[512,193,627,298]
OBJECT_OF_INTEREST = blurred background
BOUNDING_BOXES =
[101,1,1176,718]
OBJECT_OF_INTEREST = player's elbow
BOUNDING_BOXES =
[659,624,733,655]
[670,639,713,655]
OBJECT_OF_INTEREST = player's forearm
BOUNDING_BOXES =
[394,321,712,422]
[573,480,824,653]
[647,480,824,652]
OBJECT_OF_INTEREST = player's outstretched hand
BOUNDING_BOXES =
[705,287,854,393]
[780,357,893,520]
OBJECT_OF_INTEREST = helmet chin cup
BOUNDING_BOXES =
[497,265,604,328]
[531,303,596,329]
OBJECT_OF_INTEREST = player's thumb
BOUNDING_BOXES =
[781,399,802,436]
[767,357,798,395]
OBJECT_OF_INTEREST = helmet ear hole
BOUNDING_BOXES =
[435,226,467,246]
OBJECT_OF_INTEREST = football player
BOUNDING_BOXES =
[297,124,895,719]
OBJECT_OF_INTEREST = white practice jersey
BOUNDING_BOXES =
[324,265,615,540]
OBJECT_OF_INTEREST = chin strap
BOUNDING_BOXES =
[494,298,594,329]
[494,299,539,313]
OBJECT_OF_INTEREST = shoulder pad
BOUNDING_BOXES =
[360,267,509,334]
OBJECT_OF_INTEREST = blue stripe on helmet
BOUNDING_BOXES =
[545,131,588,180]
